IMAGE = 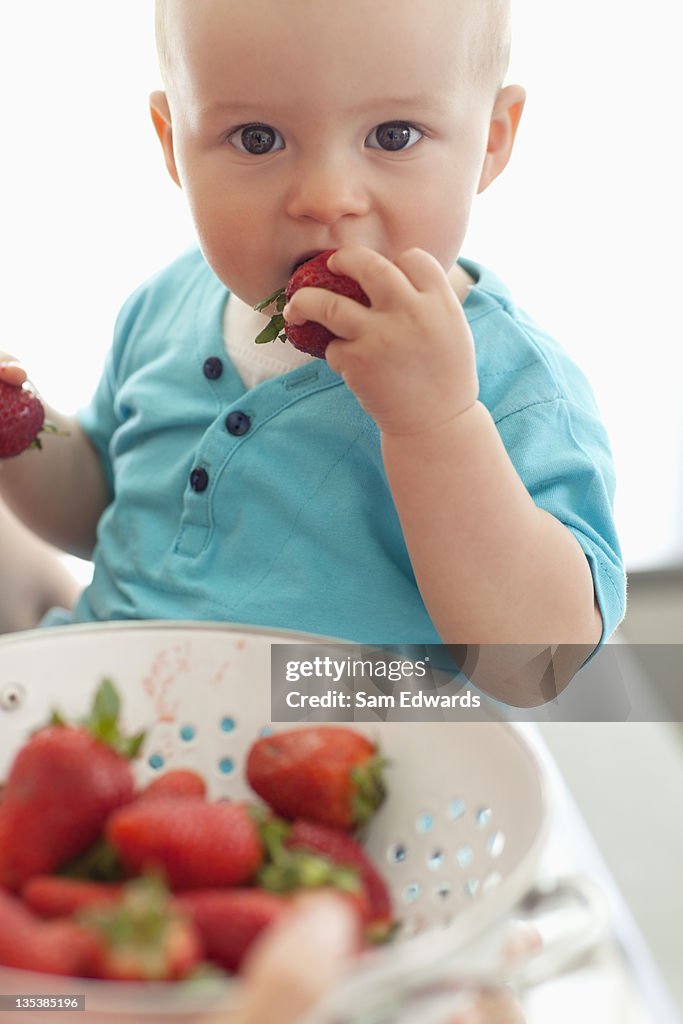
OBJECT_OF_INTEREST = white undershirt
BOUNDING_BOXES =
[223,293,315,389]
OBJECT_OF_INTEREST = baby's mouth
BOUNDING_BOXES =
[290,250,327,275]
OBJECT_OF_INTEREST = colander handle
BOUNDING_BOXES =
[303,874,610,1024]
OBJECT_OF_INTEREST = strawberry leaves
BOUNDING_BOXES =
[49,678,146,761]
[253,286,288,345]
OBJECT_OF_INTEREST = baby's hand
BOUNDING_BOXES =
[0,353,28,388]
[282,246,478,436]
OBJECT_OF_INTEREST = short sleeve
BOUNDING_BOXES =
[75,287,146,499]
[495,398,626,642]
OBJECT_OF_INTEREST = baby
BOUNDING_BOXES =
[0,0,625,702]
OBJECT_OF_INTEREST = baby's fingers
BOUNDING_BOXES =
[0,355,28,387]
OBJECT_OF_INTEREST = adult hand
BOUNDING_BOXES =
[233,892,532,1024]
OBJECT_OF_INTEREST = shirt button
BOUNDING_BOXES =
[189,467,209,492]
[225,410,251,436]
[203,357,223,380]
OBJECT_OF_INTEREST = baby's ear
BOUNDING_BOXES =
[149,91,181,188]
[477,84,526,194]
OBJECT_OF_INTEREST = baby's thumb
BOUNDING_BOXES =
[0,356,28,387]
[239,893,358,1024]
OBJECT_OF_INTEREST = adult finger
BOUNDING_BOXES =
[238,893,358,1024]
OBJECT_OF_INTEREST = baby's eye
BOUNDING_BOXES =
[226,123,284,155]
[365,121,423,152]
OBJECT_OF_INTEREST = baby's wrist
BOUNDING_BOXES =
[378,397,481,443]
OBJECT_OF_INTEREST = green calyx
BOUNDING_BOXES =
[256,814,361,897]
[350,753,387,828]
[60,837,126,882]
[49,678,146,760]
[78,875,182,979]
[27,420,67,451]
[253,286,288,345]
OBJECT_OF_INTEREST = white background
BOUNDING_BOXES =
[1,1,681,572]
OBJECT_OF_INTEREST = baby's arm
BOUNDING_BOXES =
[0,359,109,561]
[0,499,80,632]
[381,403,601,641]
[284,247,603,696]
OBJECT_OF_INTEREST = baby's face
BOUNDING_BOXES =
[155,0,506,306]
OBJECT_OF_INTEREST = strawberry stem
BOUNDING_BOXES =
[255,815,361,896]
[254,286,289,344]
[253,285,286,312]
[49,678,146,760]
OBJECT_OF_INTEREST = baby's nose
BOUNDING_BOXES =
[286,156,370,224]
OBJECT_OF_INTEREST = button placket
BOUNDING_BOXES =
[203,356,224,380]
[225,410,251,436]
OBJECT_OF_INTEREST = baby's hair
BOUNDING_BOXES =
[155,0,511,96]
[471,0,512,95]
[155,0,172,89]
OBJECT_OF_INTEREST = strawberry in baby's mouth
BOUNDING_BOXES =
[253,249,370,360]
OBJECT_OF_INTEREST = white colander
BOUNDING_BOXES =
[0,623,605,1024]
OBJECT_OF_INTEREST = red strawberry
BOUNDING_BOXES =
[0,379,48,459]
[0,680,142,890]
[79,877,202,981]
[177,889,288,973]
[254,249,371,359]
[140,769,207,801]
[0,889,98,977]
[246,726,385,830]
[286,820,394,936]
[106,798,263,890]
[22,876,124,919]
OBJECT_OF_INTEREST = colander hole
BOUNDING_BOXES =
[259,725,273,737]
[403,883,421,904]
[464,879,480,898]
[220,716,236,733]
[487,831,506,858]
[456,845,473,868]
[476,807,492,827]
[179,724,196,742]
[387,843,407,865]
[435,882,451,900]
[218,757,235,775]
[416,812,434,834]
[0,684,25,711]
[482,872,502,893]
[448,799,465,820]
[148,753,165,770]
[427,850,445,871]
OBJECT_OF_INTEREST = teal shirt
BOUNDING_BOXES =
[57,248,624,643]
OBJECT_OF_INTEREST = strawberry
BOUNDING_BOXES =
[106,798,263,891]
[286,820,394,938]
[140,768,207,801]
[254,249,371,359]
[22,876,124,919]
[0,379,53,459]
[0,680,143,890]
[79,876,202,981]
[0,889,98,977]
[246,726,386,830]
[177,889,288,973]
